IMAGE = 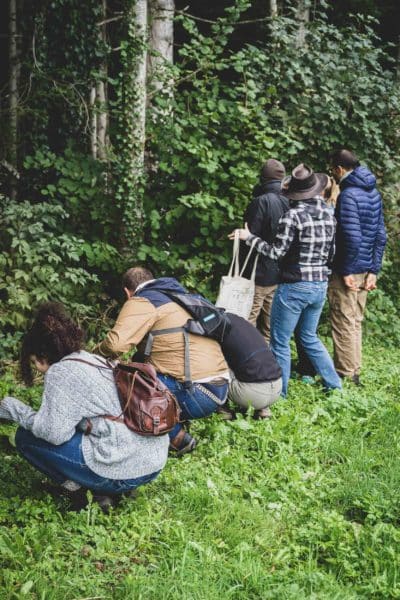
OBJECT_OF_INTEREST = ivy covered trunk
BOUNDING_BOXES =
[8,0,19,199]
[115,0,149,254]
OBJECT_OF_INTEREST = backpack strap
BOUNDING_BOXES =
[62,357,113,370]
[144,326,192,388]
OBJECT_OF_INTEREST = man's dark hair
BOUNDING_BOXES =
[122,266,154,293]
[330,149,360,170]
[20,302,85,386]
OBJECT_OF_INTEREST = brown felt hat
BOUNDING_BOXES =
[261,158,286,181]
[283,164,329,201]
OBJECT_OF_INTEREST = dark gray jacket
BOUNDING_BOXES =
[241,180,289,286]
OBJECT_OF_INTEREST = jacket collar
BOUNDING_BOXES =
[255,179,282,196]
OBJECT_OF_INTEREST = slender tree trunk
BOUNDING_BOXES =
[269,0,278,18]
[9,0,19,199]
[115,0,149,251]
[90,86,97,158]
[131,0,148,180]
[148,0,174,95]
[96,80,108,160]
[397,35,400,81]
[295,0,310,48]
[96,0,108,160]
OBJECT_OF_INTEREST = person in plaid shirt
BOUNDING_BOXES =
[230,164,342,397]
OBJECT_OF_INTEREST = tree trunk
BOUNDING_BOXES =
[148,0,174,95]
[269,0,278,18]
[90,86,97,159]
[115,0,149,251]
[9,0,19,199]
[131,0,148,180]
[96,0,108,161]
[397,34,400,81]
[295,0,310,48]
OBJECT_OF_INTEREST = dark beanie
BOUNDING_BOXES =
[261,159,286,182]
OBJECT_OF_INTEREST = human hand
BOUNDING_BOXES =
[364,273,377,291]
[228,223,250,241]
[343,275,359,292]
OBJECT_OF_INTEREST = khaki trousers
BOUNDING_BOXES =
[228,377,282,410]
[327,273,368,377]
[248,284,277,343]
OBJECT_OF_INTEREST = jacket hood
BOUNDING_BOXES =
[136,277,187,295]
[341,165,376,192]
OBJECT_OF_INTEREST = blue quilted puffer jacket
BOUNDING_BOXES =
[333,165,387,275]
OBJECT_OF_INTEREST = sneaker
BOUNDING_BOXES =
[300,375,315,385]
[169,431,198,457]
[253,407,272,420]
[216,405,236,421]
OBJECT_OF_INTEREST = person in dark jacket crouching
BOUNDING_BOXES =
[328,149,387,385]
[217,313,282,420]
[242,159,289,343]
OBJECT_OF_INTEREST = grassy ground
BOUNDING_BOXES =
[1,344,400,599]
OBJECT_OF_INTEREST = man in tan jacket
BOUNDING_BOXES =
[97,267,229,455]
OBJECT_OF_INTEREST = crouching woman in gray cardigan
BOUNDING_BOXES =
[0,302,169,511]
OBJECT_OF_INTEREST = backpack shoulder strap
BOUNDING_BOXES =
[62,357,113,371]
[144,326,192,388]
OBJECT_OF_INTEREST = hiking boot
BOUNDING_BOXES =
[253,407,272,420]
[169,430,197,457]
[216,405,236,421]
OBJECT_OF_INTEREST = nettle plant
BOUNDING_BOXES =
[0,198,104,359]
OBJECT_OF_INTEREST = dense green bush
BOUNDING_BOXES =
[0,197,119,360]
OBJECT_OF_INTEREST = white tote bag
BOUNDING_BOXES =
[215,231,259,319]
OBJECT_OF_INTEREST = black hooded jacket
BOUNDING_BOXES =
[241,180,289,286]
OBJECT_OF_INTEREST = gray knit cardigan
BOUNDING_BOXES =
[0,351,169,479]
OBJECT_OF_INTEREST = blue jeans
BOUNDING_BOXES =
[270,281,342,396]
[157,374,228,439]
[15,428,160,494]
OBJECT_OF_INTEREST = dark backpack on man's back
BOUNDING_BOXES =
[163,291,232,342]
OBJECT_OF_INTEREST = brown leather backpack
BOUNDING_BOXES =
[64,358,181,436]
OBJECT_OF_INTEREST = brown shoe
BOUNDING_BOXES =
[169,430,197,457]
[216,405,236,420]
[253,407,272,420]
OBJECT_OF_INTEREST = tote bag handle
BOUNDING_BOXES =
[227,230,241,277]
[239,237,260,281]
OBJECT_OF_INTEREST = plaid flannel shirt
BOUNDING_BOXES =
[246,197,336,282]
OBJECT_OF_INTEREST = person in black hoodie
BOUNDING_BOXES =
[243,159,289,343]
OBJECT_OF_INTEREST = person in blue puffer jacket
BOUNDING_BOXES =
[328,149,387,386]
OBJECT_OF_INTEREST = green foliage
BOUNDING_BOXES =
[1,345,400,598]
[142,7,400,298]
[23,147,120,243]
[0,197,114,360]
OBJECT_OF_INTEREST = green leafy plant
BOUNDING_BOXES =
[0,197,113,360]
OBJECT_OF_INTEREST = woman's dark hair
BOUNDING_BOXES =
[330,149,360,170]
[20,302,85,385]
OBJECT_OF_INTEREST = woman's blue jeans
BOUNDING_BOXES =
[15,428,160,494]
[157,374,228,439]
[270,281,342,396]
